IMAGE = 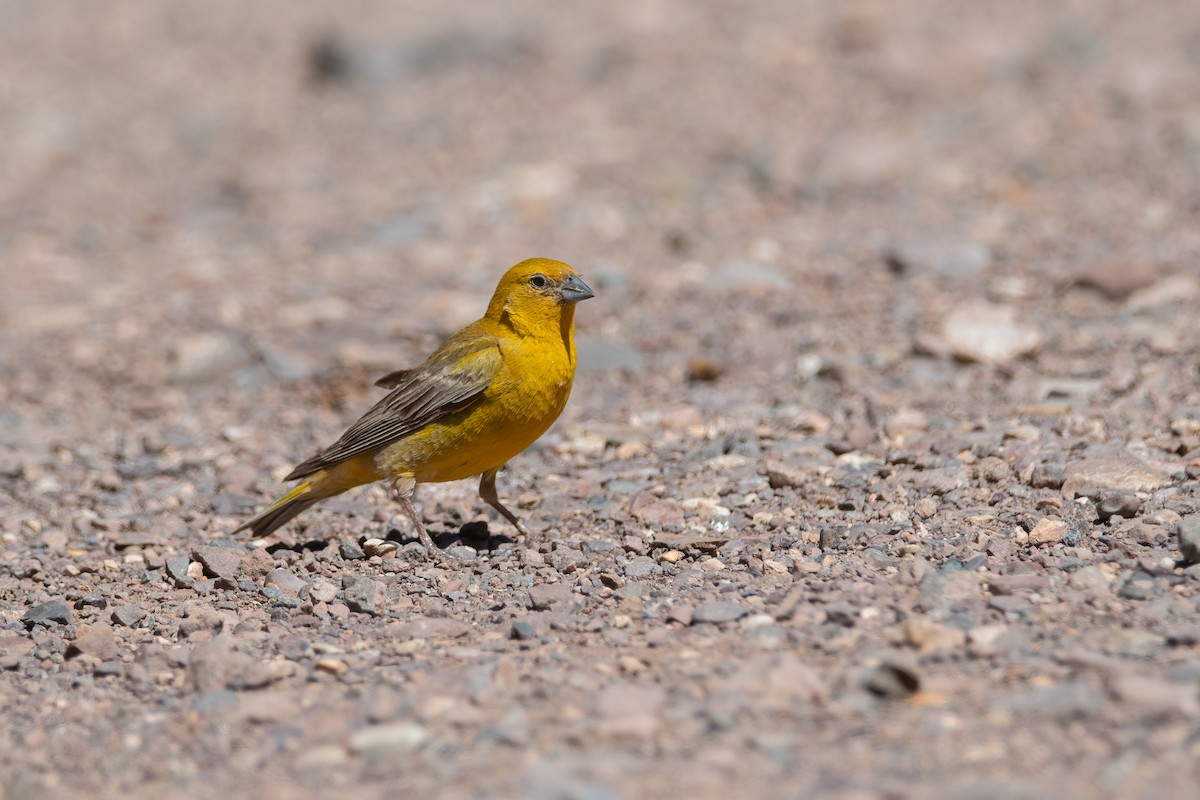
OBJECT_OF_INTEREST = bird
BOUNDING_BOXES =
[234,258,595,556]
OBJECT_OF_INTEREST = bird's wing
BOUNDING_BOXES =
[374,367,419,389]
[285,332,502,480]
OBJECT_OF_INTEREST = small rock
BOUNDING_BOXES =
[691,601,746,625]
[344,577,384,615]
[166,556,194,587]
[23,600,73,627]
[239,547,275,578]
[309,578,339,604]
[1117,571,1157,601]
[111,604,147,628]
[363,538,398,558]
[629,494,685,530]
[861,652,922,699]
[658,549,685,564]
[1096,494,1143,522]
[903,617,965,654]
[886,238,990,277]
[348,723,428,757]
[314,658,349,676]
[1075,260,1161,301]
[511,620,537,641]
[265,568,308,596]
[623,556,658,580]
[340,540,366,560]
[939,302,1042,366]
[66,624,119,662]
[1028,518,1067,546]
[1063,454,1177,495]
[762,460,807,489]
[1178,516,1200,562]
[527,582,573,610]
[192,544,245,580]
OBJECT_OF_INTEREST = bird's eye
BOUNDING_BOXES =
[529,274,548,289]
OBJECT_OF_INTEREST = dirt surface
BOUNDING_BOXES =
[4,2,1200,798]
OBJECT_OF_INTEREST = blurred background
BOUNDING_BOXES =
[5,0,1197,335]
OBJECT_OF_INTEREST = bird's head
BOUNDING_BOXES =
[487,258,595,334]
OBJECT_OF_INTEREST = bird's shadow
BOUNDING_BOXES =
[385,520,515,553]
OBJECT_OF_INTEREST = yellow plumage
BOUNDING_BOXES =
[234,258,594,554]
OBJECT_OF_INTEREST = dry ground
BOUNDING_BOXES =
[3,2,1200,798]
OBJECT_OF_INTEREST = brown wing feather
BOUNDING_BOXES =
[286,331,501,480]
[374,367,419,389]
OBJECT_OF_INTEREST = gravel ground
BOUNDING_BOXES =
[3,2,1200,798]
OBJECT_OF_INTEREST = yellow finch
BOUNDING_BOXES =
[235,258,594,553]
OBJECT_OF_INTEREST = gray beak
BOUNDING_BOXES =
[559,274,596,304]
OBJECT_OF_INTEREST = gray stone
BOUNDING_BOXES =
[1063,454,1177,495]
[1096,494,1143,522]
[886,238,991,278]
[111,604,147,627]
[344,577,383,615]
[23,600,72,627]
[511,620,537,640]
[861,652,921,699]
[265,568,308,596]
[166,556,194,587]
[528,582,573,611]
[348,723,428,757]
[691,601,746,625]
[191,544,244,580]
[340,540,366,560]
[623,556,658,579]
[940,302,1042,366]
[1178,516,1200,562]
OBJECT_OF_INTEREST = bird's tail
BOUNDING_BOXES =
[232,477,324,537]
[232,455,384,538]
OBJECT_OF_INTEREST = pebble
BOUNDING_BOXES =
[1062,454,1177,495]
[623,556,658,579]
[67,624,119,662]
[511,620,537,641]
[309,578,339,604]
[1028,518,1067,546]
[166,556,194,587]
[885,238,990,277]
[1095,493,1143,522]
[903,617,965,654]
[265,568,308,596]
[1117,571,1157,601]
[340,541,366,560]
[762,460,806,489]
[939,302,1042,366]
[1178,516,1200,561]
[111,604,147,627]
[691,601,746,625]
[1075,260,1161,301]
[527,582,573,611]
[314,658,349,677]
[344,577,384,615]
[192,544,245,580]
[23,600,73,627]
[861,652,921,699]
[348,723,428,757]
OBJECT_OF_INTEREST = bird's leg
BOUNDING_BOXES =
[479,467,529,537]
[391,475,450,562]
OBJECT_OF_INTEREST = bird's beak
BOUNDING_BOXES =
[559,274,596,304]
